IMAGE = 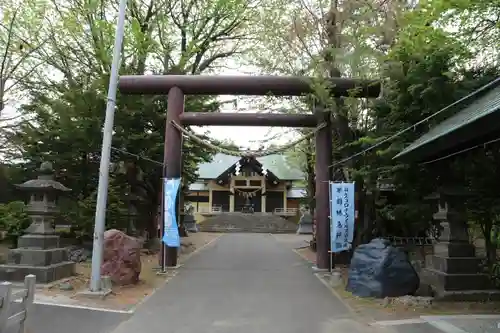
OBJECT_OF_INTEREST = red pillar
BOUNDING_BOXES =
[315,109,332,269]
[161,86,184,268]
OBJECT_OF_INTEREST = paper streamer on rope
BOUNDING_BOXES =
[162,178,181,247]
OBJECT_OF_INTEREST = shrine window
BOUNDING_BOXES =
[249,180,261,187]
[235,180,246,186]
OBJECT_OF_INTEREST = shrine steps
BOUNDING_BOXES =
[198,213,297,233]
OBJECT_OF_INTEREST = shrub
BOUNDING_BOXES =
[0,201,32,247]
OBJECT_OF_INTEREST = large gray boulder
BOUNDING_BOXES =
[346,238,419,298]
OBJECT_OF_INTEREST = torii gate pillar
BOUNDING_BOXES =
[314,109,333,270]
[161,87,184,268]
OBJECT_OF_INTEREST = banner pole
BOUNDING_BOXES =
[160,178,166,273]
[328,181,334,271]
[329,251,332,274]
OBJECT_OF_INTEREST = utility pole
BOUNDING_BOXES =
[89,0,128,292]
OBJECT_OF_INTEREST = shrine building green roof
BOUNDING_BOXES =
[197,153,304,180]
[395,77,500,161]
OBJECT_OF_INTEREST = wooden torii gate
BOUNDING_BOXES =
[118,75,381,270]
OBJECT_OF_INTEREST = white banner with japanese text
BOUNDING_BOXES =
[329,182,355,253]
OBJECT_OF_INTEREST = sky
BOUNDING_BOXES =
[1,69,297,152]
[188,69,297,150]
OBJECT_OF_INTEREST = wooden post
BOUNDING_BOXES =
[261,179,266,212]
[208,188,213,211]
[229,179,235,212]
[283,189,287,211]
[180,112,318,127]
[162,86,184,268]
[119,75,381,97]
[315,109,333,269]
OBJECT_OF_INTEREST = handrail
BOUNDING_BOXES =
[273,208,298,216]
[0,274,36,333]
[198,206,223,214]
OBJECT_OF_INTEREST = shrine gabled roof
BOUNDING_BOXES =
[197,153,304,180]
[395,77,500,161]
[215,155,280,185]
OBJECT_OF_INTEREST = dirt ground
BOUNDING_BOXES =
[295,246,500,322]
[0,242,10,263]
[36,232,221,310]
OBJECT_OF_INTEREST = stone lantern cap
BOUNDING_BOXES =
[15,161,71,192]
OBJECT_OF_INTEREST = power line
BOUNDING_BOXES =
[110,147,163,166]
[328,77,500,168]
[419,137,500,165]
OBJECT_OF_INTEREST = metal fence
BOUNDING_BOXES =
[0,275,36,333]
[383,236,434,246]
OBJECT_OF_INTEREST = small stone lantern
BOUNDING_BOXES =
[18,162,71,243]
[184,203,198,233]
[0,162,76,283]
[125,192,139,236]
[297,209,313,234]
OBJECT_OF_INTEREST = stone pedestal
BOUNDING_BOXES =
[0,162,75,283]
[422,190,500,301]
[0,225,76,283]
[184,213,198,233]
[297,212,313,234]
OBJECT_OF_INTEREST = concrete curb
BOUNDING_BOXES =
[290,245,364,320]
[291,248,314,264]
[314,272,360,317]
[179,234,224,264]
[371,314,500,333]
[32,234,224,314]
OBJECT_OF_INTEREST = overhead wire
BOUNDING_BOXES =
[108,120,324,166]
[109,77,499,169]
[328,77,500,168]
[419,137,500,165]
[110,146,163,166]
[170,120,326,157]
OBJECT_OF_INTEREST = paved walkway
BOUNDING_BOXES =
[111,233,369,333]
[9,302,129,333]
[373,315,500,333]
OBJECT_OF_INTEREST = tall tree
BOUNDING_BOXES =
[0,1,47,155]
[4,0,259,236]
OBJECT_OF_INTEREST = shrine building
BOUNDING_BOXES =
[185,153,306,222]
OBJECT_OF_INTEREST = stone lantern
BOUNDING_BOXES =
[124,191,139,236]
[297,209,313,234]
[421,187,500,300]
[184,203,198,233]
[0,162,76,283]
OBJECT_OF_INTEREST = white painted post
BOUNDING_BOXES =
[0,282,12,332]
[19,274,36,333]
[90,0,129,292]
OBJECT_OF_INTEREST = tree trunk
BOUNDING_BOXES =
[482,219,496,268]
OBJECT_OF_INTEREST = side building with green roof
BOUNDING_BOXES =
[186,153,306,222]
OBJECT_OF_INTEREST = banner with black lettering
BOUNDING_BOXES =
[329,182,355,253]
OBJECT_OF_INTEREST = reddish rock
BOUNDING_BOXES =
[101,229,142,285]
